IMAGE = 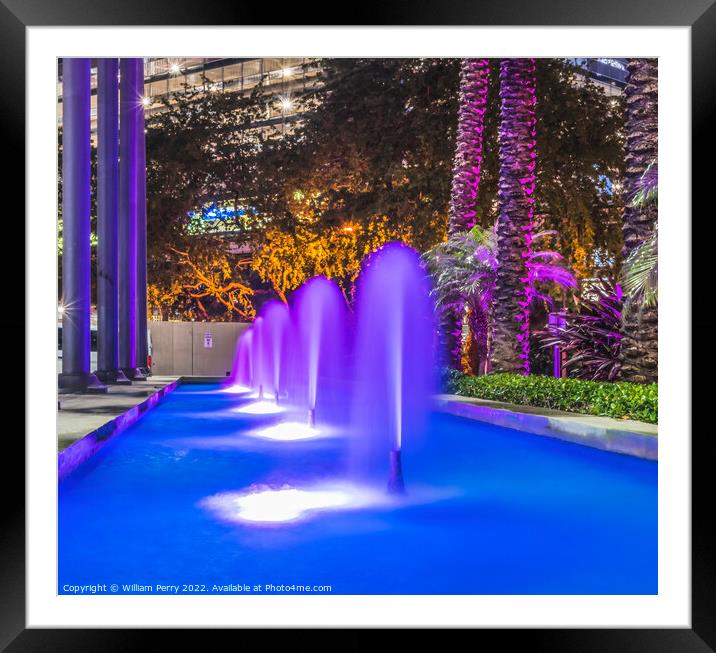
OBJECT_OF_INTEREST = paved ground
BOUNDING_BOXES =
[57,376,179,451]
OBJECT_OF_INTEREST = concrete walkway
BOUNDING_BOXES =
[57,376,179,451]
[436,394,657,460]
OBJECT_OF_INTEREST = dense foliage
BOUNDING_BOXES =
[443,370,657,423]
[136,58,626,320]
[538,280,623,381]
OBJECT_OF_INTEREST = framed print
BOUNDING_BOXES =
[3,0,712,647]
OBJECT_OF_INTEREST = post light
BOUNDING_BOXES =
[280,96,293,111]
[141,96,151,107]
[548,311,567,378]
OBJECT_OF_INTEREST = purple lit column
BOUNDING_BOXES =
[96,59,130,385]
[58,59,107,393]
[118,58,145,380]
[135,58,150,375]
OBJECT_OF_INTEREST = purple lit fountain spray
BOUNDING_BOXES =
[260,301,290,404]
[228,327,253,389]
[251,316,268,399]
[351,242,436,494]
[289,277,349,427]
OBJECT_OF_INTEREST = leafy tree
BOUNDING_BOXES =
[259,58,459,252]
[137,58,626,325]
[145,80,271,319]
[147,248,254,322]
[252,216,410,302]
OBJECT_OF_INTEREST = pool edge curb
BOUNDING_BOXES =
[58,379,182,482]
[435,397,658,461]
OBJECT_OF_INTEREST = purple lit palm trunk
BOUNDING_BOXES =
[444,59,490,369]
[492,58,537,375]
[466,295,491,375]
[621,58,658,384]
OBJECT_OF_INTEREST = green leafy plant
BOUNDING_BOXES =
[443,371,657,423]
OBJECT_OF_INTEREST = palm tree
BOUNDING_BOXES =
[491,58,538,374]
[424,225,497,375]
[425,225,574,376]
[621,59,658,383]
[443,58,491,369]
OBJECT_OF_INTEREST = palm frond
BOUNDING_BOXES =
[622,223,658,308]
[629,162,658,208]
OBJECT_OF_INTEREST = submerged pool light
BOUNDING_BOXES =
[250,422,322,441]
[234,400,286,415]
[203,487,351,523]
[222,384,252,394]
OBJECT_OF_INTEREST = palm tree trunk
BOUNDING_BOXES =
[443,59,490,370]
[449,59,490,234]
[491,58,537,374]
[466,296,490,375]
[621,58,658,384]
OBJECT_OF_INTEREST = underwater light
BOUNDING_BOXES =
[205,487,351,523]
[222,384,252,394]
[234,400,286,415]
[251,422,322,441]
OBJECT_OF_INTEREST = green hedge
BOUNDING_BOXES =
[442,370,658,424]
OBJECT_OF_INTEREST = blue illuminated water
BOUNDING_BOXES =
[58,383,657,595]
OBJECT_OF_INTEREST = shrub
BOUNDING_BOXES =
[442,371,657,424]
[537,280,623,382]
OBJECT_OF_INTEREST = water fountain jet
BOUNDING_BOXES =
[290,277,349,428]
[227,327,253,391]
[351,242,436,494]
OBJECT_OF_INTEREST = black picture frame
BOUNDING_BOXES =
[5,0,710,646]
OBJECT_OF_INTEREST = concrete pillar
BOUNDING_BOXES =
[96,58,130,385]
[135,58,150,375]
[118,58,145,380]
[58,58,107,393]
